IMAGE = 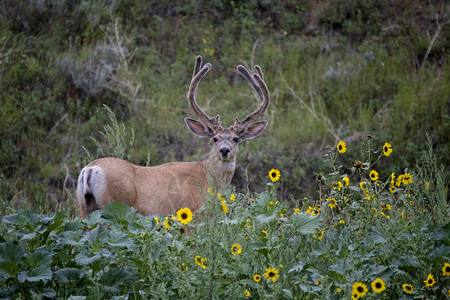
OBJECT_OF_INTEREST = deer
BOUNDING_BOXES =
[76,55,270,218]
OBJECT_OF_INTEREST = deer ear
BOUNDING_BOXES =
[240,121,268,140]
[184,118,214,138]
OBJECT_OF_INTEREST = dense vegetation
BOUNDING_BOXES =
[0,1,449,298]
[0,0,448,212]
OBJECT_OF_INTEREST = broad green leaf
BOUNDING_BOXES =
[27,247,54,268]
[101,267,139,293]
[255,214,276,225]
[290,213,322,234]
[365,226,387,245]
[68,296,87,300]
[75,252,103,266]
[53,268,84,284]
[0,241,25,264]
[289,261,305,273]
[17,267,52,284]
[101,202,137,223]
[19,232,37,242]
[81,225,109,248]
[107,231,135,249]
[41,288,57,298]
[298,283,321,293]
[58,230,84,246]
[281,289,293,300]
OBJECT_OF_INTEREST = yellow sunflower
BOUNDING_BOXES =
[424,274,436,287]
[333,181,343,191]
[231,243,242,256]
[337,141,346,153]
[253,274,261,282]
[360,181,369,191]
[383,142,393,157]
[343,176,350,186]
[221,201,228,213]
[443,262,450,276]
[176,207,193,225]
[369,170,379,181]
[194,256,207,269]
[163,217,170,230]
[402,283,413,294]
[314,230,324,240]
[402,173,412,185]
[268,169,281,182]
[352,282,368,298]
[264,267,280,283]
[244,290,250,297]
[371,278,386,293]
[327,198,337,209]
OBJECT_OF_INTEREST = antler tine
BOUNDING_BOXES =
[254,65,264,80]
[234,65,270,132]
[187,56,220,130]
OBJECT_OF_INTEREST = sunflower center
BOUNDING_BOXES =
[406,286,411,290]
[269,272,274,277]
[428,279,433,284]
[338,145,342,150]
[271,172,276,177]
[375,282,382,288]
[384,146,388,152]
[446,266,450,272]
[181,213,188,219]
[357,287,364,293]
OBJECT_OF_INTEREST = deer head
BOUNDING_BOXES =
[184,56,270,165]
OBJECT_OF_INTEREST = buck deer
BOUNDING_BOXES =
[77,56,270,218]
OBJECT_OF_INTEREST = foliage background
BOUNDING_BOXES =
[0,0,448,213]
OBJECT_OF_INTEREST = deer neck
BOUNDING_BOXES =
[205,149,236,192]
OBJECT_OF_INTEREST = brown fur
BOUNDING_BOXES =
[77,56,269,218]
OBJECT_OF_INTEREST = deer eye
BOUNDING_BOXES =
[233,137,239,143]
[212,137,219,142]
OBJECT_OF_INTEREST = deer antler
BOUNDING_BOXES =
[233,64,270,133]
[187,56,222,130]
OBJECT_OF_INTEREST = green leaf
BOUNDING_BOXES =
[0,241,24,277]
[298,283,321,293]
[101,202,137,223]
[290,213,322,234]
[289,261,305,273]
[394,256,419,273]
[365,226,387,245]
[81,225,109,248]
[101,267,139,293]
[281,289,293,299]
[58,230,84,246]
[248,242,269,258]
[41,288,57,298]
[255,214,276,225]
[68,296,87,300]
[17,267,52,284]
[53,268,84,284]
[27,247,54,268]
[107,231,135,249]
[75,252,103,266]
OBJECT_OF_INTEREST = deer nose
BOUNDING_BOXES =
[220,148,230,157]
